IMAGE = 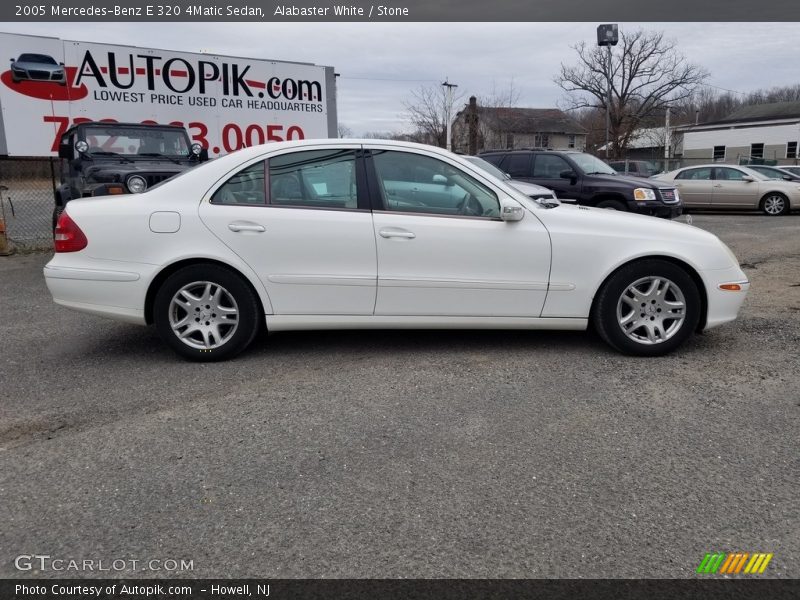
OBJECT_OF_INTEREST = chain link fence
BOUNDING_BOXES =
[0,157,58,251]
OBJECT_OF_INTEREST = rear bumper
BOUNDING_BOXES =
[44,262,151,325]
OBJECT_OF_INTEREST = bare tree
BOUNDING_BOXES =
[402,84,464,148]
[472,79,522,151]
[337,124,353,138]
[555,29,708,158]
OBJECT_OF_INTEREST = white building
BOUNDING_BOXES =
[673,101,800,165]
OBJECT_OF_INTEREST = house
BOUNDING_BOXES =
[672,101,800,165]
[451,97,587,154]
[598,127,669,161]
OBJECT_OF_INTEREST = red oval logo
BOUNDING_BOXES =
[1,66,88,100]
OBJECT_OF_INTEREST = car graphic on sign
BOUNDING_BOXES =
[9,53,66,85]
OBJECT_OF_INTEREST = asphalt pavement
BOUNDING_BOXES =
[0,213,798,578]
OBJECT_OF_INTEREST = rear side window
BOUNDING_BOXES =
[211,161,266,205]
[269,149,358,209]
[676,167,712,181]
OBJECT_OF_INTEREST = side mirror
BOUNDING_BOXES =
[432,174,449,185]
[500,198,525,222]
[741,175,755,182]
[559,169,577,182]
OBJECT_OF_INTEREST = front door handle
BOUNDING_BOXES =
[713,184,723,188]
[379,229,416,239]
[228,223,266,233]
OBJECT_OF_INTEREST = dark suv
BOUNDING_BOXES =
[54,122,208,228]
[480,150,681,218]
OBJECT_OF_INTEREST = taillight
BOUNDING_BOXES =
[54,212,88,252]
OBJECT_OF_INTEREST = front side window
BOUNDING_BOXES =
[715,167,748,181]
[269,149,358,209]
[211,161,266,205]
[372,150,500,218]
[533,154,571,178]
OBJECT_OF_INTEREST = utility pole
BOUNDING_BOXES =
[442,79,458,151]
[664,106,671,166]
[597,24,618,159]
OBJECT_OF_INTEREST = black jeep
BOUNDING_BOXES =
[54,122,208,228]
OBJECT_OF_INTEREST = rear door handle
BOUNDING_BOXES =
[379,229,416,239]
[713,184,723,188]
[228,223,266,233]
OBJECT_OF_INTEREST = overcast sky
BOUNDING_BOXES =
[2,22,798,134]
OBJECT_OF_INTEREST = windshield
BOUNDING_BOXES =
[17,53,58,64]
[570,153,617,175]
[81,126,191,157]
[464,156,511,180]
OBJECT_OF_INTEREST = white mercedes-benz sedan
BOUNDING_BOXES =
[45,139,750,361]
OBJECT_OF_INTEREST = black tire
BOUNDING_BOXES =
[596,199,627,211]
[759,193,789,216]
[592,259,701,356]
[154,264,260,361]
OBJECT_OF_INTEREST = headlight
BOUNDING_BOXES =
[633,188,657,201]
[126,175,147,193]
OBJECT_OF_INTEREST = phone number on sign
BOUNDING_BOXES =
[43,116,306,154]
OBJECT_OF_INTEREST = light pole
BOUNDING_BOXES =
[597,24,618,159]
[442,79,458,151]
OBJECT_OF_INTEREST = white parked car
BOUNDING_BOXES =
[46,139,750,361]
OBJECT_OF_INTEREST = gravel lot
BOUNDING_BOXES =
[0,213,798,579]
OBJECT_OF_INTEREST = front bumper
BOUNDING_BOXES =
[629,200,683,219]
[700,265,750,330]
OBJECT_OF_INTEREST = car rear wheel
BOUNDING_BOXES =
[760,193,789,216]
[154,264,260,361]
[596,199,627,211]
[593,259,700,356]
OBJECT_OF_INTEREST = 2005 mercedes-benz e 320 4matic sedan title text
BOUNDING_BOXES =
[45,139,749,361]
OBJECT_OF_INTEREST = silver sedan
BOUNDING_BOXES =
[653,164,800,216]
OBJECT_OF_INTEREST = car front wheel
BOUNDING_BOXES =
[154,264,260,361]
[593,259,701,356]
[596,199,627,211]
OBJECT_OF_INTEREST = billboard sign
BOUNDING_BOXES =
[0,32,337,157]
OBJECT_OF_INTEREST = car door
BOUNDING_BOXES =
[198,145,378,315]
[672,167,713,208]
[529,154,581,199]
[367,146,551,317]
[712,167,759,208]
